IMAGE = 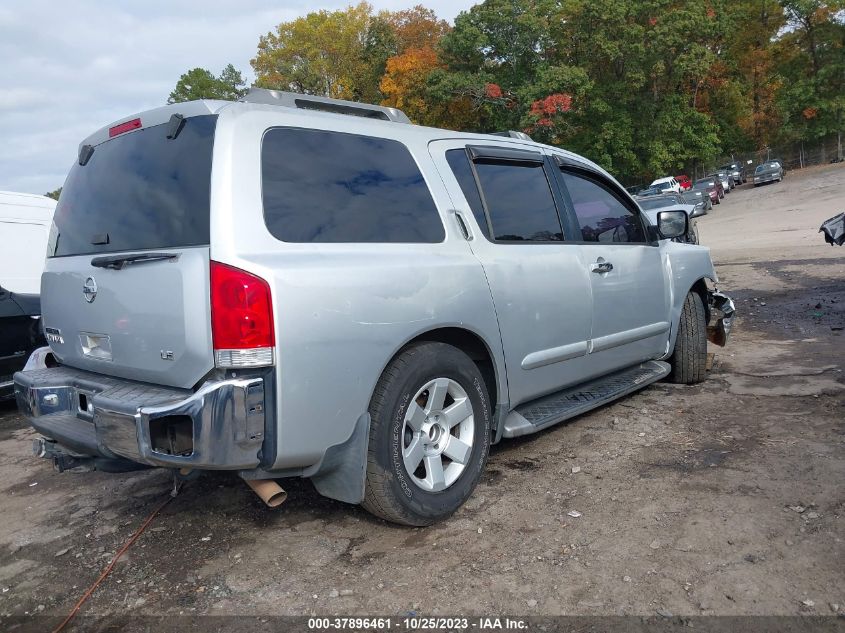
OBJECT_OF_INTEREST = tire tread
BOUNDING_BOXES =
[669,292,708,384]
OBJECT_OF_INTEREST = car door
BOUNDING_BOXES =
[428,140,593,406]
[550,155,670,376]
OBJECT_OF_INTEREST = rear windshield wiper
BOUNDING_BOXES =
[90,252,180,270]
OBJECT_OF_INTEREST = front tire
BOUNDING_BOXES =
[668,292,708,384]
[362,342,492,526]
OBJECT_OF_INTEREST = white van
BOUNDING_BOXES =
[0,191,57,295]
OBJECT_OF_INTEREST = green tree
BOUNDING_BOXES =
[167,64,248,103]
[434,0,724,182]
[44,187,61,201]
[774,1,845,150]
[251,2,382,101]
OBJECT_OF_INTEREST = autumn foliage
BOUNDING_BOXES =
[233,0,845,182]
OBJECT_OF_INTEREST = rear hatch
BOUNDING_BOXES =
[42,113,217,389]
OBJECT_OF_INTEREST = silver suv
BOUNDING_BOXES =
[15,89,734,525]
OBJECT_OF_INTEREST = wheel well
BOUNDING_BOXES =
[404,328,498,412]
[690,278,711,322]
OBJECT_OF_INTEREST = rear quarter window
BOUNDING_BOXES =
[261,128,444,243]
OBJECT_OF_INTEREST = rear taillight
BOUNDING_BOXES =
[210,261,275,368]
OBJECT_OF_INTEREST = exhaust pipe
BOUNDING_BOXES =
[245,478,287,508]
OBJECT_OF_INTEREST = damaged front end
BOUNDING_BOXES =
[707,291,735,346]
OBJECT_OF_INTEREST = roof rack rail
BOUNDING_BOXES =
[240,88,412,124]
[489,130,533,141]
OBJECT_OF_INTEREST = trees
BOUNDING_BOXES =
[251,2,386,101]
[236,0,844,180]
[775,1,845,152]
[167,64,247,104]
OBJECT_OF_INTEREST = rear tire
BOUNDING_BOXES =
[362,342,492,526]
[668,292,708,384]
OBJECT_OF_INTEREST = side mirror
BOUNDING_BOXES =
[657,209,688,240]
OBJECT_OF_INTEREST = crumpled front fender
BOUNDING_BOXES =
[707,291,735,347]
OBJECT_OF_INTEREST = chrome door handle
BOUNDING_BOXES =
[591,261,613,274]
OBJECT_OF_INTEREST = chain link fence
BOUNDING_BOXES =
[701,132,844,180]
[624,132,843,192]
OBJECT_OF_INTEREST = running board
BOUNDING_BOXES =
[502,360,670,438]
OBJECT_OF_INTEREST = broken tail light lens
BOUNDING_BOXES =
[210,261,275,368]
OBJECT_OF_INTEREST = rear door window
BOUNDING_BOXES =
[262,128,444,243]
[471,161,563,242]
[559,170,647,243]
[445,149,490,239]
[51,115,216,257]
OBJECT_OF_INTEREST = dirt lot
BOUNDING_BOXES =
[0,164,843,628]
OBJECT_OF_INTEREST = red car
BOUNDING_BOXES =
[676,175,693,190]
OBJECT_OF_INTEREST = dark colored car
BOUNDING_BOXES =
[637,186,666,197]
[695,177,723,204]
[704,173,728,196]
[720,162,746,185]
[753,160,784,186]
[0,287,46,399]
[681,188,712,215]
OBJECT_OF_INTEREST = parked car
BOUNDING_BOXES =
[14,89,735,525]
[681,188,712,214]
[634,194,700,244]
[719,162,746,185]
[649,176,682,193]
[0,287,46,400]
[705,173,730,196]
[753,161,784,186]
[637,186,666,197]
[676,175,693,191]
[717,170,735,191]
[0,191,56,399]
[695,177,723,203]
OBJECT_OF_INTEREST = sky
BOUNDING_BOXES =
[0,0,475,195]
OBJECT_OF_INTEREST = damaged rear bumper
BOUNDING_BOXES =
[14,366,266,470]
[707,291,735,346]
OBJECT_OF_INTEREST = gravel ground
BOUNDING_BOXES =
[0,163,843,629]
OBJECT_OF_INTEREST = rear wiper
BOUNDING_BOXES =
[90,252,180,270]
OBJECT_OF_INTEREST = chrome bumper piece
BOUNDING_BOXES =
[707,291,735,346]
[14,366,265,470]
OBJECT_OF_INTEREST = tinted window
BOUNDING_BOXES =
[51,115,216,257]
[473,162,562,241]
[262,128,444,243]
[445,149,490,239]
[561,171,646,243]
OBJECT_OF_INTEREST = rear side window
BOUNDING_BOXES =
[51,115,216,257]
[560,171,646,243]
[262,128,444,243]
[472,162,562,241]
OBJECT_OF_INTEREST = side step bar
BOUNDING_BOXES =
[503,360,670,438]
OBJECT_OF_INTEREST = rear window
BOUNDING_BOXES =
[261,128,444,243]
[638,197,674,210]
[51,115,216,257]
